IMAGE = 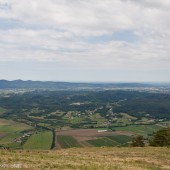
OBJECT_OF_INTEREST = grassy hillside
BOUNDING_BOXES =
[0,147,169,169]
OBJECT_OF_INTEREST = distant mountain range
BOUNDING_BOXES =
[0,80,169,90]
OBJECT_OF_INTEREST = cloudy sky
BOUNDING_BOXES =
[0,0,170,82]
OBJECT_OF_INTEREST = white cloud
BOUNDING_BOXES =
[0,0,170,71]
[125,0,170,10]
[1,0,138,34]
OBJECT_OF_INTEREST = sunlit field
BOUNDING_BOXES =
[0,147,169,170]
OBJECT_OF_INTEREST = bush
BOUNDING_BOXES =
[150,128,170,146]
[131,135,145,147]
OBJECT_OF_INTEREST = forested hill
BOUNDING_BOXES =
[0,80,164,90]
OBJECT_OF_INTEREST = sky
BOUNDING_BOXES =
[0,0,170,82]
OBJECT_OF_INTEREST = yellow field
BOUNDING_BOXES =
[0,147,169,170]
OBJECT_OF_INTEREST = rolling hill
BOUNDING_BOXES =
[0,79,159,90]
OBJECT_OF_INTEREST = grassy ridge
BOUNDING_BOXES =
[0,147,169,169]
[23,131,52,150]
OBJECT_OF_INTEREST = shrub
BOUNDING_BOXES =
[131,135,145,147]
[149,128,170,146]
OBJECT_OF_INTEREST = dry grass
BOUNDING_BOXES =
[0,147,169,170]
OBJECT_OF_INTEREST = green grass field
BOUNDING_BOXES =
[57,135,82,148]
[107,135,132,146]
[87,135,132,147]
[23,131,52,150]
[112,124,161,136]
[0,147,169,169]
[0,107,7,115]
[0,119,33,148]
[87,137,118,147]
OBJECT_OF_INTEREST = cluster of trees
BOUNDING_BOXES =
[150,128,170,146]
[131,128,170,147]
[1,90,170,116]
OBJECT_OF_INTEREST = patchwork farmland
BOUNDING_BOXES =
[56,129,133,148]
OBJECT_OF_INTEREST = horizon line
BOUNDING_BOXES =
[0,79,170,84]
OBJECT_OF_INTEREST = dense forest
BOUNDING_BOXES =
[0,90,170,129]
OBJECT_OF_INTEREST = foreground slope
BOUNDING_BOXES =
[0,147,169,170]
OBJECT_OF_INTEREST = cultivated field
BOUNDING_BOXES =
[0,119,33,149]
[56,129,133,148]
[87,135,132,147]
[113,124,161,137]
[23,131,52,150]
[57,136,82,148]
[0,107,6,115]
[0,147,169,169]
